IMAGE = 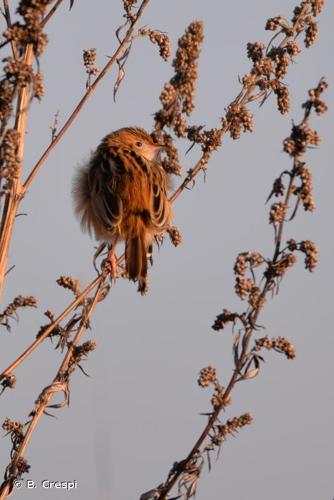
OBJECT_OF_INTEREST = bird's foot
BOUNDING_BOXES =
[104,249,118,282]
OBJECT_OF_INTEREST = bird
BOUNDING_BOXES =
[72,127,173,293]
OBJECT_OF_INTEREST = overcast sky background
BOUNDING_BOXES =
[1,1,333,499]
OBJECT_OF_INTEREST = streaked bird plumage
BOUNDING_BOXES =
[72,127,173,293]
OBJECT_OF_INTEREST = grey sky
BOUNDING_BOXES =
[1,1,333,499]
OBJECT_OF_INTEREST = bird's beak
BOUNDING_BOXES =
[152,143,166,161]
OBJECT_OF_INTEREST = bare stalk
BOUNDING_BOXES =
[0,0,151,300]
[0,275,106,499]
[0,0,320,387]
[41,0,64,28]
[0,44,33,298]
[0,270,107,381]
[154,77,326,500]
[22,0,150,194]
[2,0,18,59]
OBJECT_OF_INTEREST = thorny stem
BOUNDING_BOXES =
[0,278,105,500]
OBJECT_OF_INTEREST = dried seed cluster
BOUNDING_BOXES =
[187,126,223,155]
[0,1,51,152]
[56,276,81,298]
[221,0,324,138]
[222,104,253,140]
[254,336,296,359]
[83,48,99,88]
[167,226,182,246]
[2,419,28,471]
[171,21,204,116]
[283,123,320,159]
[153,21,204,174]
[303,78,328,115]
[269,202,287,225]
[2,418,24,440]
[0,129,20,182]
[232,252,266,306]
[234,252,263,276]
[211,384,229,410]
[123,0,137,21]
[235,277,254,301]
[139,29,171,61]
[0,295,37,331]
[83,49,99,75]
[197,366,217,387]
[211,413,253,446]
[212,309,239,331]
[272,253,297,277]
[152,131,181,175]
[0,80,12,122]
[300,239,318,271]
[4,0,51,56]
[33,71,44,99]
[4,58,33,86]
[67,341,97,375]
[294,163,315,211]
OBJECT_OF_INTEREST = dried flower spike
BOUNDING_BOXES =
[139,29,171,61]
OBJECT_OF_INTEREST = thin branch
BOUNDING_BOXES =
[0,270,107,381]
[0,0,150,300]
[2,0,18,59]
[0,44,33,299]
[22,0,150,194]
[0,278,105,500]
[41,0,64,28]
[156,78,326,500]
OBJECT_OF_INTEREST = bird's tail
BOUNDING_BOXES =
[125,217,148,294]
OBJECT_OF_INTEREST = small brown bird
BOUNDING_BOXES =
[73,127,173,293]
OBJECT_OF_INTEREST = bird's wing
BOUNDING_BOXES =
[150,165,171,229]
[88,151,123,232]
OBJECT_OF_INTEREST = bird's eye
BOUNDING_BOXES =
[136,141,143,148]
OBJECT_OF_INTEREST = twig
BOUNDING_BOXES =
[0,277,105,499]
[41,0,64,28]
[0,0,151,300]
[0,270,107,381]
[156,78,326,500]
[2,0,17,59]
[0,44,33,299]
[22,0,150,195]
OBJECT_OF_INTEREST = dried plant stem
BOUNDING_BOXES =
[0,0,150,301]
[0,278,105,500]
[2,0,17,59]
[0,44,33,299]
[22,0,150,195]
[0,2,314,391]
[0,102,296,381]
[158,102,315,500]
[0,270,108,381]
[41,0,64,28]
[158,200,292,499]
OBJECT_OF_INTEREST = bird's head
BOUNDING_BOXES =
[109,127,164,162]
